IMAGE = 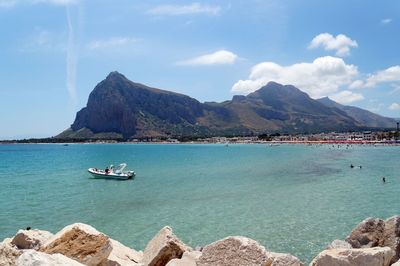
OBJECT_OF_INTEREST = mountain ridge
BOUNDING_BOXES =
[57,72,397,139]
[317,97,397,128]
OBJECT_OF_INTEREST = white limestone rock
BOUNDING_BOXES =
[197,236,271,266]
[16,250,84,266]
[142,226,191,266]
[11,229,53,250]
[345,217,385,248]
[266,252,304,266]
[100,239,143,266]
[166,250,201,266]
[310,247,395,266]
[40,223,112,266]
[392,259,400,266]
[0,237,23,266]
[383,215,400,263]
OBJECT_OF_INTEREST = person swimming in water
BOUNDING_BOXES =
[350,164,354,168]
[382,177,386,183]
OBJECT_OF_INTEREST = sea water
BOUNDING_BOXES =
[0,143,399,263]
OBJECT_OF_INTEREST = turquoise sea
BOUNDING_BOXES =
[0,143,399,263]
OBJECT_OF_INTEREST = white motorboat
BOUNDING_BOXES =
[88,163,135,180]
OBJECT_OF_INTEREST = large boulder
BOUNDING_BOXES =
[0,237,23,266]
[310,247,394,266]
[166,250,201,266]
[16,250,85,266]
[40,223,112,266]
[392,259,400,266]
[197,236,270,266]
[383,215,400,263]
[266,252,304,266]
[142,226,191,266]
[99,239,143,266]
[11,229,53,250]
[346,218,385,248]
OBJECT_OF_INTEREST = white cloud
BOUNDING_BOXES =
[381,18,392,24]
[177,50,238,66]
[147,3,220,16]
[349,79,365,89]
[309,33,358,57]
[389,103,400,111]
[231,56,358,98]
[0,0,77,7]
[345,66,400,90]
[330,90,364,104]
[365,66,400,87]
[87,37,139,50]
[66,5,78,105]
[32,0,78,5]
[0,0,16,8]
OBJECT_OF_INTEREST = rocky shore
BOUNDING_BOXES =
[1,216,399,266]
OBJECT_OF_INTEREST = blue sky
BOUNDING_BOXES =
[0,0,399,139]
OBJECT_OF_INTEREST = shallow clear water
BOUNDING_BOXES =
[0,143,399,263]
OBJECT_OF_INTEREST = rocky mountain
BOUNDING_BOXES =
[57,72,397,139]
[317,97,397,129]
[64,71,207,138]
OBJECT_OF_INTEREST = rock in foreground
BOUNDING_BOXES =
[383,216,400,263]
[310,247,394,266]
[0,238,23,266]
[197,236,303,266]
[11,229,53,250]
[165,250,201,266]
[197,236,270,266]
[16,250,85,266]
[346,218,385,248]
[143,226,191,266]
[100,239,143,266]
[5,216,400,266]
[345,215,400,264]
[40,223,112,266]
[266,252,304,266]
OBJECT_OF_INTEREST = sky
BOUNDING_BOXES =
[0,0,399,139]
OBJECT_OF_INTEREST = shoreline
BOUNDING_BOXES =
[1,140,400,145]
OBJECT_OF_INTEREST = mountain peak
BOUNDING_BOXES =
[317,96,342,108]
[318,96,333,102]
[249,81,304,98]
[106,71,128,81]
[258,81,284,91]
[266,81,283,87]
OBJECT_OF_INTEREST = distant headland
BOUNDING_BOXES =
[56,71,398,140]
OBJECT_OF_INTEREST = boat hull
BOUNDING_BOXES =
[87,168,134,180]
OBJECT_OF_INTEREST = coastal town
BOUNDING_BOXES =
[2,128,400,145]
[197,130,400,144]
[124,127,400,144]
